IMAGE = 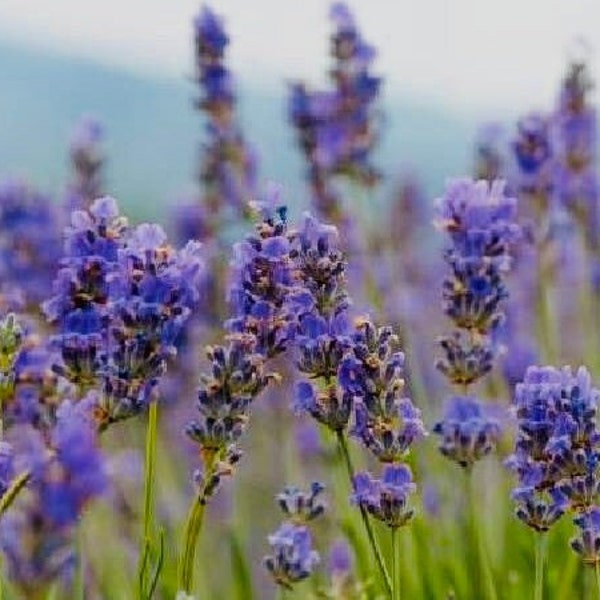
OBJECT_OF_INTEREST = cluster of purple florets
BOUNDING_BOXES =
[433,178,520,469]
[264,482,325,588]
[506,366,600,553]
[289,3,381,221]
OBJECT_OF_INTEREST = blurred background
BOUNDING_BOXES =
[0,0,597,220]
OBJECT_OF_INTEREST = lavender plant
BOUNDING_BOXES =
[433,178,520,600]
[289,2,381,224]
[507,365,600,598]
[64,115,105,213]
[263,483,325,591]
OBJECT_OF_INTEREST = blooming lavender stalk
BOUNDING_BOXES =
[64,115,104,213]
[0,399,107,598]
[552,61,600,367]
[506,365,600,599]
[193,5,257,233]
[227,203,296,358]
[290,213,425,598]
[433,178,519,600]
[434,178,519,464]
[43,196,127,393]
[44,197,204,598]
[264,482,325,590]
[0,178,62,310]
[343,320,425,600]
[289,2,381,223]
[179,334,279,593]
[512,114,558,361]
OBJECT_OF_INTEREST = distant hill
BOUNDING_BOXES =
[0,41,479,221]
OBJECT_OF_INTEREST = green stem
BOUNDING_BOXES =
[277,586,289,600]
[137,400,159,599]
[392,529,400,600]
[75,523,85,600]
[335,430,392,598]
[467,470,497,600]
[595,562,600,600]
[534,533,547,600]
[178,452,217,594]
[536,237,558,364]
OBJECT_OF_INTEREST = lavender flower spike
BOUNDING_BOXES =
[571,507,600,566]
[352,464,416,529]
[264,523,320,589]
[433,396,502,469]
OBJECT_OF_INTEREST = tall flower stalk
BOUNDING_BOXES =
[433,178,520,600]
[179,204,292,594]
[507,365,600,599]
[292,215,426,598]
[288,2,381,239]
[512,115,558,362]
[43,197,204,597]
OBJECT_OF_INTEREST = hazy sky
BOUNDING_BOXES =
[0,0,598,113]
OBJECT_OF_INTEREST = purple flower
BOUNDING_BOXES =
[288,4,381,221]
[0,441,14,500]
[186,335,278,498]
[328,539,352,576]
[264,523,320,589]
[571,507,600,565]
[65,115,104,212]
[277,482,326,523]
[352,464,416,529]
[345,318,426,461]
[507,365,600,530]
[0,398,107,595]
[43,196,127,390]
[435,178,520,386]
[192,5,257,227]
[433,396,502,469]
[227,205,295,358]
[0,178,62,306]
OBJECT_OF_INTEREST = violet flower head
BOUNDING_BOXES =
[288,3,381,221]
[227,204,295,358]
[346,318,426,462]
[43,196,128,390]
[186,335,279,498]
[352,464,416,529]
[94,225,204,429]
[506,365,600,530]
[290,213,348,317]
[0,441,14,501]
[571,507,600,566]
[291,213,359,431]
[435,179,520,386]
[512,114,554,198]
[433,396,502,469]
[264,480,324,589]
[475,122,506,182]
[0,178,62,307]
[193,5,257,225]
[65,115,104,212]
[264,523,320,589]
[194,6,232,107]
[277,482,326,523]
[0,400,107,595]
[554,61,599,256]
